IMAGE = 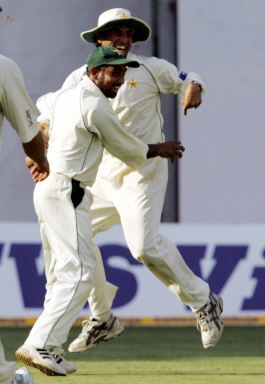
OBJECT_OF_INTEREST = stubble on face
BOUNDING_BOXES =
[96,65,126,98]
[96,26,134,57]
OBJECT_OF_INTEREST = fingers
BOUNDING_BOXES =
[177,144,185,153]
[30,165,49,182]
[32,171,49,183]
[168,142,185,162]
[182,101,201,115]
[179,97,202,115]
[174,142,185,159]
[35,172,49,182]
[30,165,39,175]
[175,142,185,155]
[179,99,187,115]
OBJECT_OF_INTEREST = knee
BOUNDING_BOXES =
[130,243,155,264]
[127,232,162,263]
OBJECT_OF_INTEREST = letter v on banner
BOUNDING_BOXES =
[178,245,248,294]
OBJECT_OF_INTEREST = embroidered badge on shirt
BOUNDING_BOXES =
[26,109,34,127]
[178,70,188,81]
[128,79,138,89]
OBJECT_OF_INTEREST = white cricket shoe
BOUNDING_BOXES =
[68,314,124,352]
[15,345,67,376]
[196,292,224,349]
[48,347,77,374]
[12,367,34,384]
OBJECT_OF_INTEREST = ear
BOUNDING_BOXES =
[90,66,100,80]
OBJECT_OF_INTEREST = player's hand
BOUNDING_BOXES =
[25,156,49,182]
[30,164,49,182]
[179,82,202,115]
[147,141,185,164]
[157,141,185,164]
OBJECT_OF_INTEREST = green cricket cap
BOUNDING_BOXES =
[86,46,139,70]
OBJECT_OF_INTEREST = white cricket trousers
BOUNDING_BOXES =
[0,339,16,384]
[89,154,210,312]
[25,172,110,348]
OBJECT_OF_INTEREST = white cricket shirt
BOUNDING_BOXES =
[62,52,205,145]
[37,76,148,186]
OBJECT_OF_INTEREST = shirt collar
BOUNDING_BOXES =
[79,74,108,100]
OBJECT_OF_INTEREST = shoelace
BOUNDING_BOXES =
[48,348,65,364]
[81,318,107,334]
[196,311,209,331]
[197,295,222,332]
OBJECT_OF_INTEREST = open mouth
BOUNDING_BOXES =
[116,45,127,56]
[113,85,121,92]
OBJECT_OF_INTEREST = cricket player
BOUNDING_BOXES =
[16,46,185,377]
[54,8,222,353]
[0,52,49,384]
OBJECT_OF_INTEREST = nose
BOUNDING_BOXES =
[118,75,125,85]
[119,32,130,44]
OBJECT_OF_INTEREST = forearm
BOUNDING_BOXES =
[147,144,162,158]
[22,131,47,165]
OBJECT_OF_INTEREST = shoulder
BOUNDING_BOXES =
[0,55,18,70]
[129,52,169,66]
[62,65,87,88]
[71,65,87,79]
[0,55,22,83]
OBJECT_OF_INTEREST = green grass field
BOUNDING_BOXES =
[1,326,264,384]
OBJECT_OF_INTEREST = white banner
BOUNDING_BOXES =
[0,222,264,322]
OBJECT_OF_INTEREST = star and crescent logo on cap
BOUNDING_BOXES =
[113,48,123,56]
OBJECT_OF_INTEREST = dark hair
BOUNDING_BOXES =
[86,65,106,76]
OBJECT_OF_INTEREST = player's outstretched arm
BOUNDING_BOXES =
[147,141,185,164]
